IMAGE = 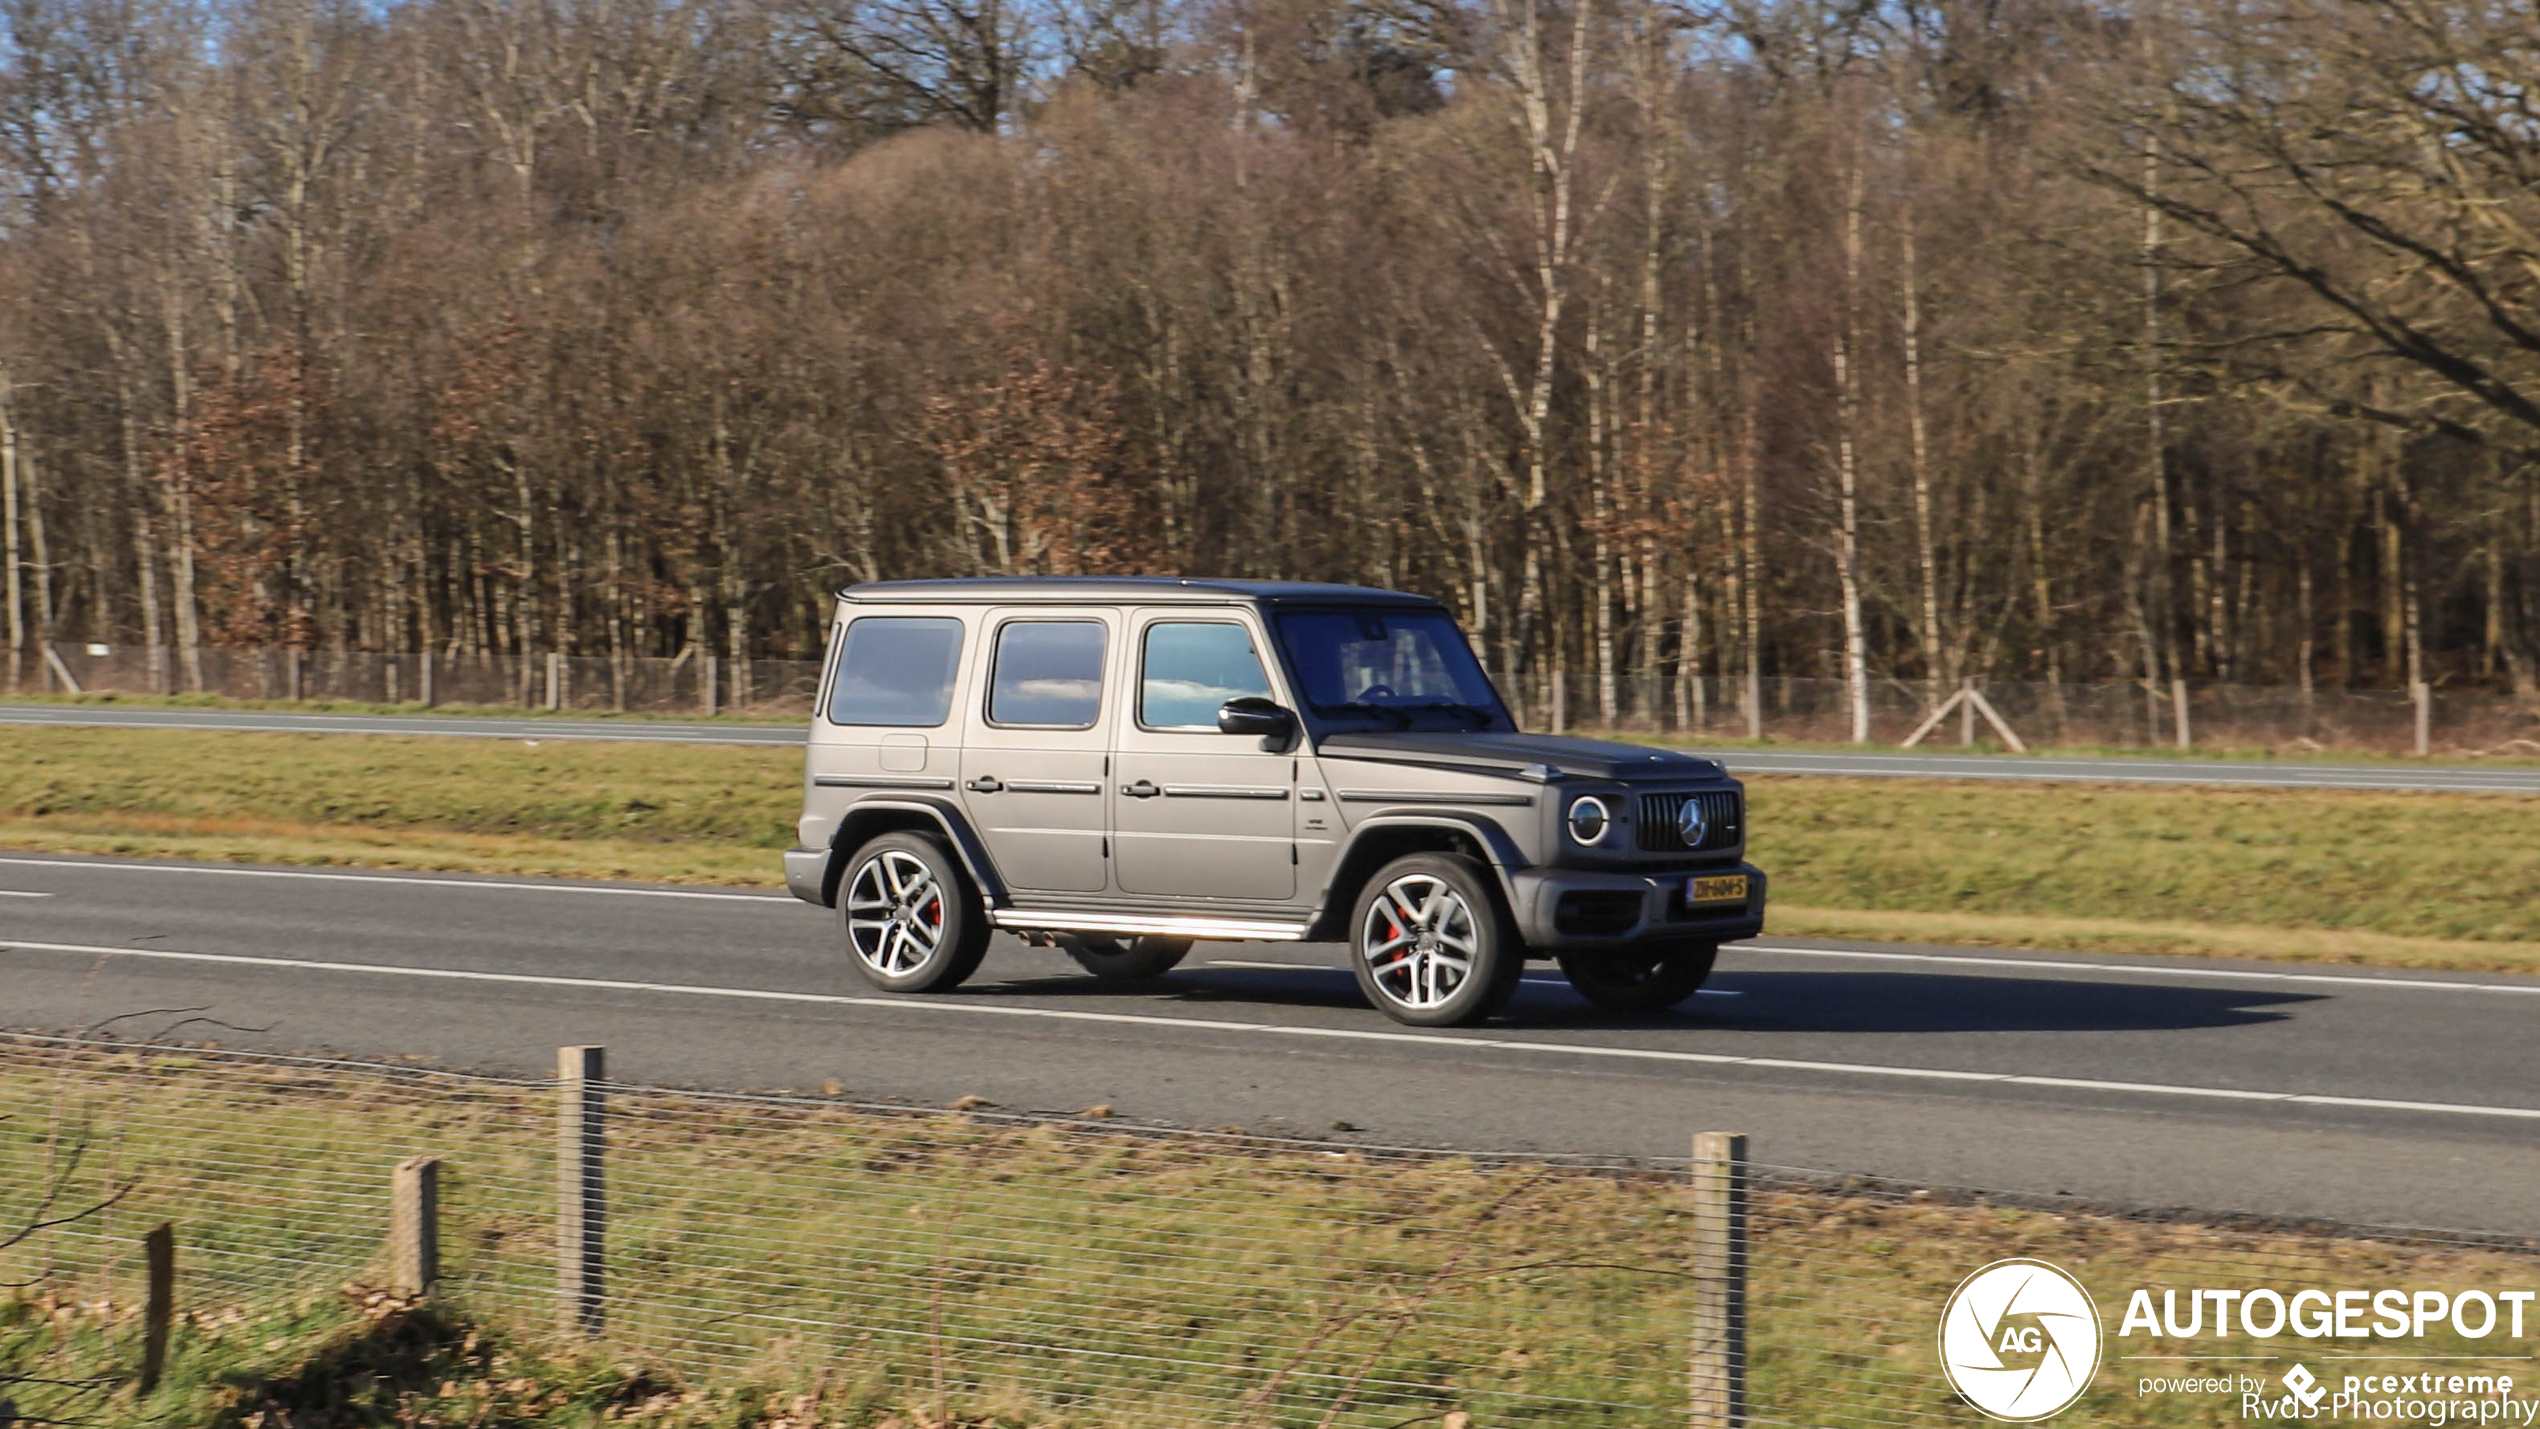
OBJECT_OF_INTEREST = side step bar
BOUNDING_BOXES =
[991,910,1310,942]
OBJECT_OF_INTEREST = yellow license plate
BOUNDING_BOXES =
[1689,874,1749,905]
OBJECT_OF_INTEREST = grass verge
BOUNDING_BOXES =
[2,725,2537,973]
[8,1045,2536,1428]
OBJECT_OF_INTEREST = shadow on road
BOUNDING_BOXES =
[1677,970,2320,1034]
[970,964,2323,1035]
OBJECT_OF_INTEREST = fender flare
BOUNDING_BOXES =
[1308,812,1531,940]
[826,797,1011,908]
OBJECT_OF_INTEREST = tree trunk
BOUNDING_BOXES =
[2,362,21,693]
[164,293,204,691]
[2141,131,2176,697]
[1833,158,1871,745]
[1901,213,1942,701]
[1586,314,1617,725]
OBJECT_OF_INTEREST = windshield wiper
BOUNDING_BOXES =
[1404,701,1498,728]
[1321,701,1414,728]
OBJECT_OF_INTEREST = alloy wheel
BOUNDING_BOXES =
[1359,873,1479,1010]
[846,849,946,977]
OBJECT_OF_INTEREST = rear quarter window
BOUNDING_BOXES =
[827,616,965,727]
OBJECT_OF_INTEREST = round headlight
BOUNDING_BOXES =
[1566,795,1611,846]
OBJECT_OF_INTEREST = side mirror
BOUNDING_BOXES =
[1217,696,1295,738]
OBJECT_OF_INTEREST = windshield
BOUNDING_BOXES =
[1272,609,1512,730]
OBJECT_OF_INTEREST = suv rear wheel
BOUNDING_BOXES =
[1060,935,1192,980]
[1557,942,1718,1012]
[840,831,990,993]
[1348,853,1524,1027]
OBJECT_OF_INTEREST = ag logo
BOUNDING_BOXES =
[1938,1258,2102,1421]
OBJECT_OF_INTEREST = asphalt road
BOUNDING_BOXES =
[8,700,2540,791]
[4,851,2534,1233]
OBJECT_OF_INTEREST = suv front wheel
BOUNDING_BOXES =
[1348,853,1524,1027]
[840,831,991,993]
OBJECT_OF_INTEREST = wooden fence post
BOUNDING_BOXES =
[138,1222,174,1396]
[557,1046,606,1336]
[2171,676,2191,750]
[2413,681,2431,756]
[391,1156,441,1297]
[702,655,719,716]
[420,649,435,707]
[547,651,563,711]
[1691,1132,1748,1429]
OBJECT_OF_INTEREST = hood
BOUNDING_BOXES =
[1314,730,1726,783]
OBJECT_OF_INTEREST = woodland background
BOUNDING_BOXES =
[2,0,2537,730]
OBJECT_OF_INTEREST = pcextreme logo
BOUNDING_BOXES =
[1938,1258,2104,1421]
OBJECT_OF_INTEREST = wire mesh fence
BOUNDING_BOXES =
[5,1032,2536,1426]
[0,1034,1698,1426]
[8,645,827,718]
[11,643,2540,754]
[1611,676,2540,755]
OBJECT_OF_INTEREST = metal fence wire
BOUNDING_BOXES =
[5,1033,2536,1427]
[1,1035,1695,1426]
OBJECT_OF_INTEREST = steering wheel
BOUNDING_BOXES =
[1357,683,1397,701]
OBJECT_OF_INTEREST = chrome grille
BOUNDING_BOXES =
[1636,790,1741,853]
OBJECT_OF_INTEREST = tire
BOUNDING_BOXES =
[838,831,990,993]
[1557,942,1719,1013]
[1061,935,1192,980]
[1348,853,1525,1027]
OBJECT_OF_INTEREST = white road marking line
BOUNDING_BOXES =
[8,856,2526,998]
[9,937,2531,1122]
[0,856,799,902]
[7,856,2526,1000]
[1737,943,2540,996]
[1205,958,1742,995]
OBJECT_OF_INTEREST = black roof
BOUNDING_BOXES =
[838,576,1445,607]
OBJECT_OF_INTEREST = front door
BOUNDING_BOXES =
[1111,612,1296,901]
[957,610,1116,893]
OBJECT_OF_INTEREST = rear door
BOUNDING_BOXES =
[957,609,1117,893]
[1110,611,1297,901]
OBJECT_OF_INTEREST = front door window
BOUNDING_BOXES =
[1139,621,1273,729]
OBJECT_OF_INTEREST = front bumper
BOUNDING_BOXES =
[1508,862,1766,952]
[783,846,831,906]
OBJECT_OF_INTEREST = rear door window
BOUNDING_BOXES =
[827,616,965,727]
[988,620,1108,728]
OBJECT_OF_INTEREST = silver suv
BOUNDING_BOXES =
[783,578,1765,1026]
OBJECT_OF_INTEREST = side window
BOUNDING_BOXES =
[989,620,1108,728]
[827,616,965,727]
[1141,622,1273,729]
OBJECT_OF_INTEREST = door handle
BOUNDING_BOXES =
[964,775,1003,794]
[1121,779,1161,799]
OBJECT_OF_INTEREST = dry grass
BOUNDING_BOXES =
[1744,777,2540,951]
[7,1043,2535,1428]
[4,725,2539,973]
